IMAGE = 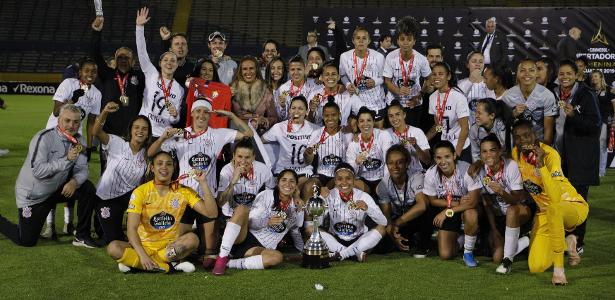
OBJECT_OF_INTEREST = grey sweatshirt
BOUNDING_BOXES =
[15,128,88,208]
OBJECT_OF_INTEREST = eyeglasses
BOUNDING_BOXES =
[208,31,226,42]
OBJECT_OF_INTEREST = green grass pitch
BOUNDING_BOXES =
[0,95,614,298]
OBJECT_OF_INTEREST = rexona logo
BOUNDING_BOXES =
[0,82,57,95]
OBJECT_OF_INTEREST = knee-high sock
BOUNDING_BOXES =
[46,209,54,225]
[117,247,170,273]
[219,222,241,257]
[64,206,72,224]
[463,235,477,254]
[504,226,520,260]
[319,231,346,255]
[228,255,265,270]
[340,229,383,259]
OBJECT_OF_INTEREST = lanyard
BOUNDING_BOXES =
[399,54,414,86]
[115,72,129,96]
[436,89,451,126]
[159,75,174,103]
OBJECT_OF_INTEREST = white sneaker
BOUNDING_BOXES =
[118,263,131,273]
[40,224,53,238]
[172,261,196,273]
[356,252,367,262]
[0,149,9,156]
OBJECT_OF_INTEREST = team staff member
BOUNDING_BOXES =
[208,31,237,85]
[106,151,218,273]
[90,16,145,140]
[0,105,97,247]
[511,120,588,285]
[376,145,431,257]
[135,7,183,138]
[339,27,387,128]
[91,102,151,244]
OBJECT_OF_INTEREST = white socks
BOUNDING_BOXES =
[340,229,382,259]
[64,206,72,224]
[464,235,477,254]
[504,226,520,260]
[320,231,345,254]
[46,209,55,225]
[228,255,264,270]
[219,222,241,257]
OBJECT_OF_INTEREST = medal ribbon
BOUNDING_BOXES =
[440,169,457,208]
[559,89,572,103]
[399,54,414,86]
[286,120,305,133]
[57,126,78,145]
[115,72,129,96]
[318,128,330,145]
[393,125,409,142]
[183,127,208,140]
[289,81,305,97]
[241,167,254,180]
[159,75,174,104]
[353,50,369,85]
[485,160,505,182]
[436,89,450,127]
[359,134,374,153]
[339,190,354,203]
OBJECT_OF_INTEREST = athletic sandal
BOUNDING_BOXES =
[172,261,196,273]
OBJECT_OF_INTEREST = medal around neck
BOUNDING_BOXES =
[302,184,330,269]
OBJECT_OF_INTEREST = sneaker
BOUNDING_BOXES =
[356,251,367,262]
[577,245,584,256]
[172,261,196,273]
[202,255,217,270]
[63,223,75,235]
[566,235,581,266]
[463,252,478,268]
[329,252,343,262]
[72,236,99,249]
[413,248,430,258]
[496,257,513,274]
[40,224,57,240]
[118,263,131,273]
[212,256,230,276]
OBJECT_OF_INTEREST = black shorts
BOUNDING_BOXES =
[360,178,381,197]
[231,231,264,258]
[311,174,333,186]
[334,234,359,247]
[373,108,386,122]
[180,206,217,225]
[438,208,463,232]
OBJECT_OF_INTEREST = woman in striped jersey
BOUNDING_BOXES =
[457,52,495,125]
[313,163,387,262]
[92,102,152,244]
[135,7,183,138]
[346,106,394,195]
[212,170,304,275]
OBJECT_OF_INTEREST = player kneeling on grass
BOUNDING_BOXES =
[511,120,589,285]
[312,163,387,262]
[106,151,218,273]
[375,145,431,257]
[213,169,305,275]
[422,141,480,267]
[469,134,532,274]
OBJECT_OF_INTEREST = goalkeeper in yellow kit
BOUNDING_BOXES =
[511,120,588,285]
[106,151,218,273]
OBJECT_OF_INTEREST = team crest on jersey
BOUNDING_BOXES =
[233,193,256,206]
[130,75,139,86]
[363,158,382,171]
[189,152,212,171]
[128,202,135,210]
[100,207,111,219]
[150,211,175,230]
[21,206,32,218]
[322,154,342,166]
[523,180,542,195]
[551,171,562,178]
[170,199,180,209]
[334,222,357,236]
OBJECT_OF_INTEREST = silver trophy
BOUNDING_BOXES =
[94,0,103,16]
[302,184,330,269]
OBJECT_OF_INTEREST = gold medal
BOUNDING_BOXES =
[482,176,492,186]
[435,125,443,133]
[74,144,83,153]
[80,84,89,92]
[311,63,319,70]
[445,208,455,218]
[558,100,566,109]
[281,91,289,97]
[119,95,129,106]
[277,211,287,220]
[348,200,358,210]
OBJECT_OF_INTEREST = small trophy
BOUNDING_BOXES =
[302,184,330,269]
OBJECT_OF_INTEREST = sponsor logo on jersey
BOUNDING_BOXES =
[363,158,382,171]
[322,154,342,166]
[189,152,212,171]
[233,192,256,206]
[170,199,180,209]
[334,222,357,236]
[150,211,175,230]
[523,180,543,195]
